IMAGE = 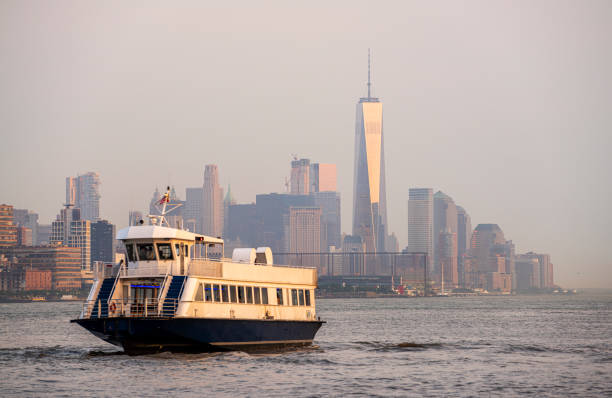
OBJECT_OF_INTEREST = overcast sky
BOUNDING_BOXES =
[1,1,610,288]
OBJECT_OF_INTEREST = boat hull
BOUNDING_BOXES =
[71,317,324,354]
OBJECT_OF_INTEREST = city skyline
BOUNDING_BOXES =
[0,1,610,288]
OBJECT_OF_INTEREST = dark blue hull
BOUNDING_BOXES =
[71,317,324,354]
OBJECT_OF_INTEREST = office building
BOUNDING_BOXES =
[0,204,17,248]
[456,205,472,287]
[202,165,224,237]
[433,191,458,283]
[11,246,82,290]
[66,172,101,221]
[312,191,341,251]
[13,209,39,246]
[290,158,311,195]
[184,187,204,233]
[50,205,91,270]
[91,220,115,264]
[352,50,388,253]
[408,188,433,266]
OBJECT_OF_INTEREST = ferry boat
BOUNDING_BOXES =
[71,188,324,354]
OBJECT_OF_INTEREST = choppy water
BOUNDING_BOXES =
[1,292,610,397]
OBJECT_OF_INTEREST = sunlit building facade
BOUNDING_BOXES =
[352,55,387,253]
[408,188,433,265]
[66,172,101,221]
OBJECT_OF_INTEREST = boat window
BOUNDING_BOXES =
[125,244,136,262]
[253,287,261,304]
[157,243,173,260]
[184,244,189,256]
[204,284,212,302]
[195,284,204,301]
[276,288,283,305]
[175,244,180,257]
[221,285,229,302]
[230,285,237,303]
[137,243,156,261]
[246,287,253,304]
[291,289,298,306]
[238,286,245,303]
[213,285,221,302]
[299,289,305,306]
[261,288,269,305]
[305,290,311,306]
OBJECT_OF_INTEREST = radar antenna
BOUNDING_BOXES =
[148,186,183,227]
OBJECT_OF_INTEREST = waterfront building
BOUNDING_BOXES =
[0,204,17,248]
[352,50,388,253]
[202,165,224,238]
[433,191,458,284]
[515,255,541,290]
[467,224,512,293]
[11,246,82,290]
[456,205,472,287]
[408,188,433,268]
[66,172,101,221]
[290,158,311,195]
[342,235,366,275]
[91,220,115,264]
[50,205,90,270]
[437,227,458,289]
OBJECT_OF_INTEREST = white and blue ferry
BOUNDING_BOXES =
[72,188,324,354]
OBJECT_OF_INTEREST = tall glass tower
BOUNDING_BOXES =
[352,50,387,253]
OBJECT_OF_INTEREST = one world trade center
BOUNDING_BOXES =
[352,50,388,253]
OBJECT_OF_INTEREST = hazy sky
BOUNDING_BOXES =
[1,1,610,288]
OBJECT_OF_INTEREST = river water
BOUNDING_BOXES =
[0,292,610,397]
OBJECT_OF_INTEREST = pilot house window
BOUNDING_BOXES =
[125,244,136,262]
[137,244,156,261]
[157,243,173,260]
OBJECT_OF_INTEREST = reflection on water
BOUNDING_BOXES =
[0,292,611,397]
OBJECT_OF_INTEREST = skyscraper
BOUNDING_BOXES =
[456,205,472,287]
[202,165,224,237]
[290,158,310,195]
[66,172,101,221]
[91,220,115,264]
[184,187,204,233]
[408,188,433,264]
[352,50,387,253]
[51,205,91,270]
[433,191,458,284]
[310,163,337,192]
[0,204,17,248]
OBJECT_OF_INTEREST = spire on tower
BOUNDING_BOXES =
[367,48,371,98]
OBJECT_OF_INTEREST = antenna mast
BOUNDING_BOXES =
[367,48,371,98]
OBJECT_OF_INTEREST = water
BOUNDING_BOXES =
[1,293,610,397]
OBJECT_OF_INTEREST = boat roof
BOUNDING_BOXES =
[116,225,224,245]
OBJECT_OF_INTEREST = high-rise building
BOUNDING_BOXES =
[13,209,38,246]
[456,205,472,287]
[352,50,387,253]
[310,163,337,193]
[51,205,90,270]
[0,205,17,248]
[312,191,341,251]
[202,165,224,237]
[515,255,541,290]
[91,220,115,264]
[184,187,204,233]
[285,207,321,271]
[467,224,512,292]
[290,158,310,195]
[223,185,236,237]
[226,203,257,247]
[408,188,433,266]
[433,191,458,282]
[438,227,458,288]
[255,193,315,253]
[37,224,51,246]
[66,172,101,221]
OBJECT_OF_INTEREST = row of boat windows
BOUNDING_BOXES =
[125,243,188,262]
[194,284,312,307]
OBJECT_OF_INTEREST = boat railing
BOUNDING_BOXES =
[82,298,180,319]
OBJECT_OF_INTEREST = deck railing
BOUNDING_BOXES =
[82,298,180,319]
